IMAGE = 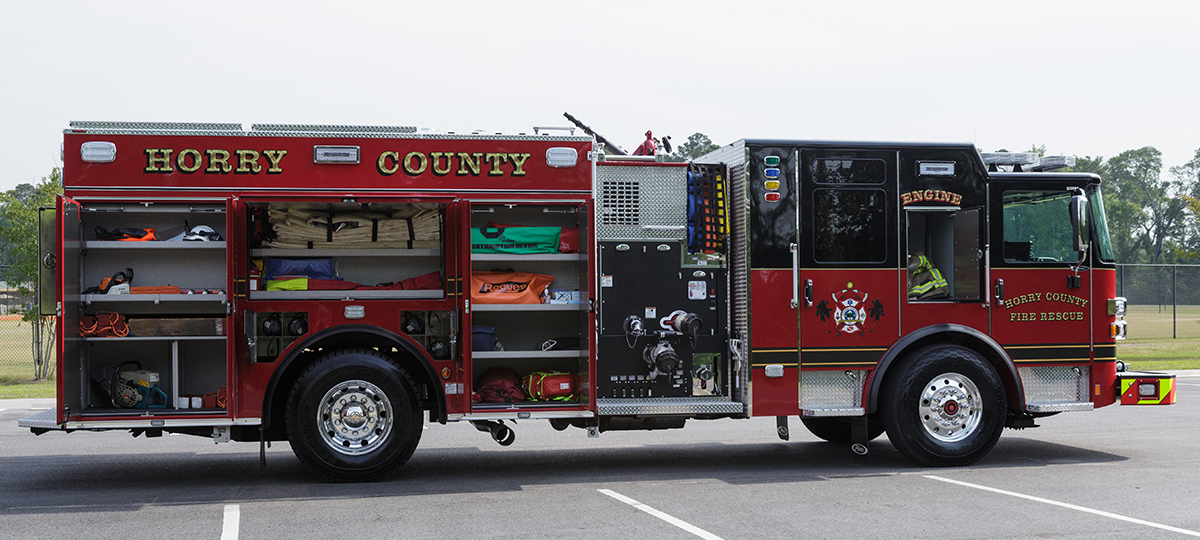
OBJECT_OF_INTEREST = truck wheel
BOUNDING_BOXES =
[799,417,885,444]
[286,348,422,482]
[880,345,1006,467]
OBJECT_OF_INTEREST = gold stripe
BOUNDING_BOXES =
[753,349,798,353]
[752,363,798,368]
[802,362,878,367]
[1013,358,1087,363]
[1004,344,1089,349]
[802,347,888,353]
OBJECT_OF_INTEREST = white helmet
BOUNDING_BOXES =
[183,225,222,241]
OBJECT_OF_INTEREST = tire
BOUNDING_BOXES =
[286,348,423,482]
[800,417,885,444]
[880,344,1006,467]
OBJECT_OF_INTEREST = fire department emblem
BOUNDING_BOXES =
[816,282,885,336]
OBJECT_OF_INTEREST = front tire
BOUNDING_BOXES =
[286,348,423,482]
[881,345,1006,466]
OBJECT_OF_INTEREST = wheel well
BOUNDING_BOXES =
[867,325,1023,415]
[261,325,444,441]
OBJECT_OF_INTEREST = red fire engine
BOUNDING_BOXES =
[21,121,1174,481]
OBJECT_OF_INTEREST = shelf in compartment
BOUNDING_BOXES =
[82,205,225,214]
[472,349,587,359]
[252,248,440,257]
[84,241,227,250]
[83,294,227,304]
[470,253,586,262]
[80,408,229,417]
[82,336,227,342]
[472,303,585,312]
[472,401,582,410]
[250,290,442,300]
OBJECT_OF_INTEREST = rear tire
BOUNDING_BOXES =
[800,417,885,444]
[286,348,423,482]
[881,344,1006,467]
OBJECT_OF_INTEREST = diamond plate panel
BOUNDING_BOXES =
[17,409,58,430]
[801,370,866,409]
[596,164,686,240]
[1020,366,1090,406]
[596,397,744,416]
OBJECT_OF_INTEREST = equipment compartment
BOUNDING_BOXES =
[64,201,232,418]
[468,202,590,409]
[246,201,446,300]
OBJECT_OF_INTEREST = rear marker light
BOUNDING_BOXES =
[81,141,117,163]
[1139,382,1157,398]
[764,192,781,202]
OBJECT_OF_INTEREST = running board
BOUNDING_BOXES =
[801,407,865,417]
[596,397,744,416]
[1025,402,1094,413]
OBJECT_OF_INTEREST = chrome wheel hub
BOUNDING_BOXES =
[919,372,982,442]
[318,380,393,456]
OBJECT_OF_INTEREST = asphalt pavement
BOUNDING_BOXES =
[1,371,1197,539]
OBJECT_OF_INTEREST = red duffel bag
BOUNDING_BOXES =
[476,367,525,403]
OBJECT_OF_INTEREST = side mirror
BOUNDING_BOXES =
[1069,193,1089,253]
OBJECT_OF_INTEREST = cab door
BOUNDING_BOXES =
[796,149,899,412]
[989,183,1092,371]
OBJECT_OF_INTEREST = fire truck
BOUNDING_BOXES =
[21,121,1175,481]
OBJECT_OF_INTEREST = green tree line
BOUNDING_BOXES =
[1056,146,1200,264]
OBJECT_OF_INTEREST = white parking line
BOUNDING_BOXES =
[598,489,723,540]
[926,476,1200,537]
[221,504,240,540]
[1176,383,1200,387]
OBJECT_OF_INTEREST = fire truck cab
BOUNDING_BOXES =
[21,122,1174,481]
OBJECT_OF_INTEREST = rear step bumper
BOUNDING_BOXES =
[1118,371,1176,405]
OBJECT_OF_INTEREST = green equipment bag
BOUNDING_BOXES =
[471,227,561,254]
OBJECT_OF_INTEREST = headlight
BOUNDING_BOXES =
[1108,297,1127,317]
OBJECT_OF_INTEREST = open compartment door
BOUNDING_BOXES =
[57,196,83,422]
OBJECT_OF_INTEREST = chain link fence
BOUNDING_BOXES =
[0,263,55,381]
[1117,264,1200,340]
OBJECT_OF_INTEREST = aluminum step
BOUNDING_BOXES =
[596,397,744,416]
[17,408,58,430]
[1025,402,1094,413]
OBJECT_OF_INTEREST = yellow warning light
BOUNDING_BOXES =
[846,282,854,289]
[440,367,452,379]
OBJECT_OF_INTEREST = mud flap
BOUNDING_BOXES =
[850,416,869,457]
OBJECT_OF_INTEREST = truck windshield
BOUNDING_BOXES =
[1086,185,1115,263]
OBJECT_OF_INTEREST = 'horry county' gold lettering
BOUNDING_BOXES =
[143,148,286,175]
[376,150,531,177]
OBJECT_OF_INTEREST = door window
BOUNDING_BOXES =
[1002,191,1074,263]
[813,188,886,263]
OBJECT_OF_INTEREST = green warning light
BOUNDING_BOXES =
[764,156,780,166]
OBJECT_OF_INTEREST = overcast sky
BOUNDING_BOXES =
[2,1,1198,191]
